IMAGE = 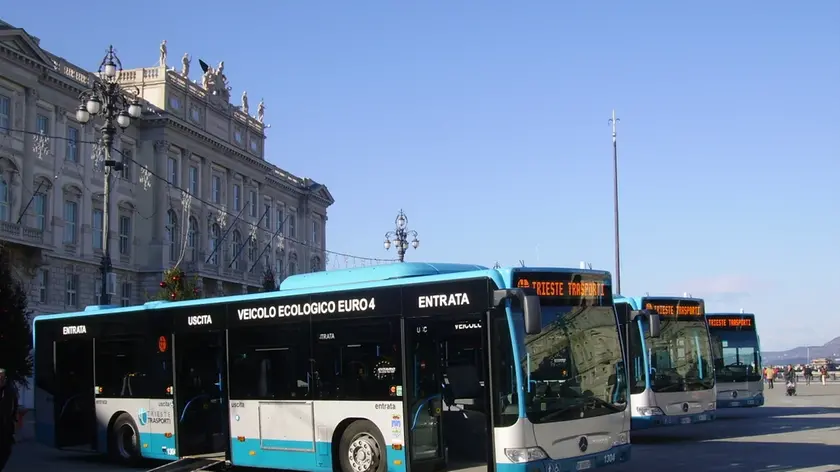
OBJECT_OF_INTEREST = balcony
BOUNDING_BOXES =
[182,253,263,287]
[0,221,45,246]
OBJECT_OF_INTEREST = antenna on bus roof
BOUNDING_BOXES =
[740,308,744,314]
[519,260,525,267]
[493,261,501,269]
[645,292,649,297]
[684,292,692,297]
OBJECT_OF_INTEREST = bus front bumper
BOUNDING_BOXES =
[498,444,631,472]
[717,394,764,408]
[631,411,715,430]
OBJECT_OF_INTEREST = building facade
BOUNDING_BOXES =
[0,20,334,318]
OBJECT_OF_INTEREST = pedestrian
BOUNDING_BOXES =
[764,366,774,389]
[819,366,828,386]
[0,368,18,471]
[804,366,813,386]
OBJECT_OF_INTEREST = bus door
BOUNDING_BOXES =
[54,335,96,450]
[173,329,229,458]
[404,314,494,472]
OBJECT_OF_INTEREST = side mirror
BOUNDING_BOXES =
[494,288,542,335]
[630,309,661,338]
[648,313,661,338]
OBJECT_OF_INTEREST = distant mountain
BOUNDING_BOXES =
[763,336,840,365]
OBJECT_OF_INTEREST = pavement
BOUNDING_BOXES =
[5,383,840,472]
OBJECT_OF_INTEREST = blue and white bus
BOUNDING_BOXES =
[34,263,632,472]
[706,312,764,408]
[615,296,717,430]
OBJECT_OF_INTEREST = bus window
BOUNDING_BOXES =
[228,323,311,400]
[311,318,402,401]
[95,335,171,398]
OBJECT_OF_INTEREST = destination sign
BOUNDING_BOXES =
[642,298,704,317]
[513,272,613,306]
[707,315,754,330]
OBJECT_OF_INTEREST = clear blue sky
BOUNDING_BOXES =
[6,1,839,351]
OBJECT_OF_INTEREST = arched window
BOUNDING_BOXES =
[0,177,9,222]
[209,223,221,265]
[288,253,298,276]
[232,230,242,270]
[311,256,322,272]
[274,250,284,285]
[248,237,257,263]
[166,210,178,262]
[187,217,199,261]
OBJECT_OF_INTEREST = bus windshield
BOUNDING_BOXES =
[648,319,715,392]
[523,305,627,424]
[709,330,762,383]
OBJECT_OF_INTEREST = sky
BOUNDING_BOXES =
[5,1,839,351]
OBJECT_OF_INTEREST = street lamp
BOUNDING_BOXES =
[383,209,419,263]
[76,45,143,305]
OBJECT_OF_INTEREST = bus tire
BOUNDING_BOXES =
[108,413,141,465]
[338,420,387,472]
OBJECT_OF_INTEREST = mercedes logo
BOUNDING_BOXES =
[731,391,738,399]
[682,403,689,413]
[578,436,588,453]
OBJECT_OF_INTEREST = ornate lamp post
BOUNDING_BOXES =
[76,46,143,305]
[383,210,419,262]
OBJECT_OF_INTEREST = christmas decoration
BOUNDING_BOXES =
[0,246,33,386]
[262,267,279,292]
[154,267,201,302]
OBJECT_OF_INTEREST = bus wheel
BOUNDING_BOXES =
[109,413,141,465]
[339,420,386,472]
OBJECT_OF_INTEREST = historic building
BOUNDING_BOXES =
[0,20,334,316]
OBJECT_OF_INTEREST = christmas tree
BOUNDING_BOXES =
[155,267,201,301]
[0,246,33,386]
[261,267,278,292]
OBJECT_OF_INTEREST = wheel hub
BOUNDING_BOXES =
[347,433,380,472]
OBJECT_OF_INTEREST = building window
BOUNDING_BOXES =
[38,269,48,303]
[92,208,104,250]
[189,166,199,196]
[166,210,178,262]
[167,157,178,185]
[232,230,242,270]
[0,178,9,222]
[212,175,221,203]
[188,217,199,261]
[274,251,284,284]
[288,214,296,239]
[233,184,241,211]
[234,129,243,144]
[33,193,46,230]
[249,137,259,153]
[66,127,79,162]
[276,209,283,232]
[36,114,49,135]
[209,224,221,264]
[264,204,271,229]
[121,149,133,181]
[190,106,201,122]
[63,201,78,244]
[249,191,257,217]
[312,220,320,246]
[65,273,78,307]
[119,215,131,255]
[288,256,297,276]
[0,95,9,132]
[248,237,257,263]
[120,282,132,307]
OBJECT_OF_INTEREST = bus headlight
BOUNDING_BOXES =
[636,407,664,416]
[613,432,629,446]
[706,402,716,411]
[504,447,548,463]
